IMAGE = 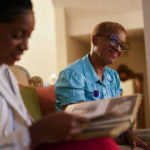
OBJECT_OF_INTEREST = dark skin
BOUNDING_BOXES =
[116,129,150,150]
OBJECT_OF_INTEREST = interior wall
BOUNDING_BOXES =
[65,15,90,66]
[16,0,57,84]
[68,11,144,37]
[54,7,68,75]
[67,37,90,64]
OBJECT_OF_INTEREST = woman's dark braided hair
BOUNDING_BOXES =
[0,0,33,23]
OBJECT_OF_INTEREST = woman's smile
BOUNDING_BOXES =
[108,48,120,58]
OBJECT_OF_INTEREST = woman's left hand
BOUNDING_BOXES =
[123,129,150,150]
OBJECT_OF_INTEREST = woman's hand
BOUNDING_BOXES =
[116,129,150,150]
[29,111,88,147]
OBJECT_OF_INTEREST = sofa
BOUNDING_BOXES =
[11,65,150,148]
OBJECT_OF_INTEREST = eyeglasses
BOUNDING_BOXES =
[96,34,129,51]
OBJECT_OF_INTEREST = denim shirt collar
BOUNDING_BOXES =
[82,54,112,85]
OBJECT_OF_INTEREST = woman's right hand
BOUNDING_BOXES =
[29,111,88,147]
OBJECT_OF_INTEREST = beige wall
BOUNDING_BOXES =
[54,7,68,74]
[67,37,90,64]
[68,11,144,37]
[16,0,57,84]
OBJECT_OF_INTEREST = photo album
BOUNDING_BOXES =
[65,94,142,140]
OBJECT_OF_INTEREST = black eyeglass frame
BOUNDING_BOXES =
[95,34,129,51]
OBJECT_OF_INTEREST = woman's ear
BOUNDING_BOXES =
[92,35,98,46]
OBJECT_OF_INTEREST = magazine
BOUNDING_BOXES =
[65,94,142,139]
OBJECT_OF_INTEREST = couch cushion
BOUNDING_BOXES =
[35,85,56,116]
[20,86,42,121]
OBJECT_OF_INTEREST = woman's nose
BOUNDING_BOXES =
[115,44,122,53]
[20,38,28,51]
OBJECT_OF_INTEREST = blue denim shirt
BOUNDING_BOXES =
[55,54,122,111]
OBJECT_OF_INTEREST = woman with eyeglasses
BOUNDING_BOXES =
[55,22,150,150]
[55,22,128,111]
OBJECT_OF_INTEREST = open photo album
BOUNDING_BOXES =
[65,94,142,140]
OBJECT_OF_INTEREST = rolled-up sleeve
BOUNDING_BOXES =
[55,69,86,110]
